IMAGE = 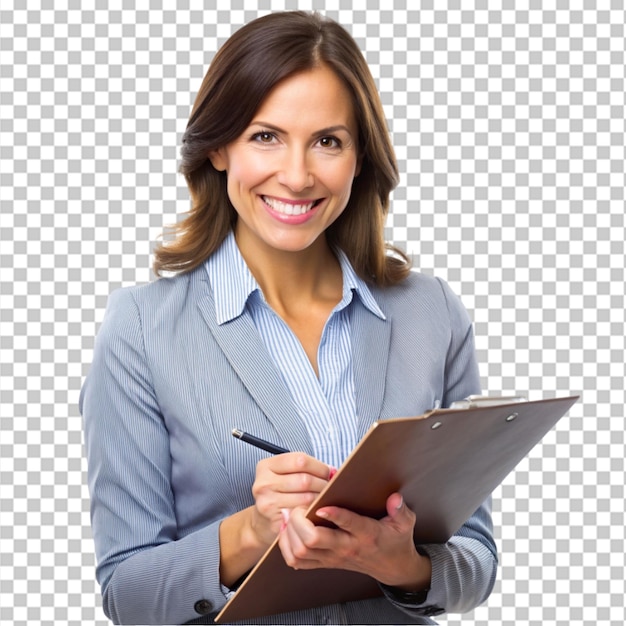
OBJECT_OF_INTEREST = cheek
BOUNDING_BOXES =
[325,160,358,197]
[228,154,272,194]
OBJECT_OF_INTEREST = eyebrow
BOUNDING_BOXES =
[250,121,354,138]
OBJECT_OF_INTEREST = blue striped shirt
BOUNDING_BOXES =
[205,232,386,468]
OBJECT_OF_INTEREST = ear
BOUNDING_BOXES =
[208,148,228,172]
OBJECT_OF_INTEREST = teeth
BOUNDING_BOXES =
[263,196,316,216]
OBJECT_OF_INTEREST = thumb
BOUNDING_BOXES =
[386,492,407,519]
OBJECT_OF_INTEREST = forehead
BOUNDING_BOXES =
[251,65,357,131]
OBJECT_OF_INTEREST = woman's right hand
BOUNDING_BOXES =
[249,452,333,546]
[218,452,333,586]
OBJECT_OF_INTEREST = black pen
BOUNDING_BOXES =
[231,428,290,455]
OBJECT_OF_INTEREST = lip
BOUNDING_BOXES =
[260,195,325,225]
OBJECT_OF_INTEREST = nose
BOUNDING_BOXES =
[276,148,314,192]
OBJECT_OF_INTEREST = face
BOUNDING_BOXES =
[209,64,361,260]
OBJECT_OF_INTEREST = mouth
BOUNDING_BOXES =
[261,195,323,216]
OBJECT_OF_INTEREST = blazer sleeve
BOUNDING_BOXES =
[80,288,228,625]
[382,277,498,619]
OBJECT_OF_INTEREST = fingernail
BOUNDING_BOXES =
[316,509,329,519]
[396,496,404,510]
[328,467,337,480]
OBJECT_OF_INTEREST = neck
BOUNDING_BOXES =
[235,234,342,312]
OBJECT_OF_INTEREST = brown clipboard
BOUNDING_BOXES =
[215,395,579,623]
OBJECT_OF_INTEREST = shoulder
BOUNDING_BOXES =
[373,270,472,330]
[374,270,465,309]
[98,267,207,340]
[105,267,204,315]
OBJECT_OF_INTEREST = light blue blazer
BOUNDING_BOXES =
[80,263,497,625]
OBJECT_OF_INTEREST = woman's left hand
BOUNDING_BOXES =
[277,492,432,591]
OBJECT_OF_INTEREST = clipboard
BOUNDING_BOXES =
[216,395,579,623]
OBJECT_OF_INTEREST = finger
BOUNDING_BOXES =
[314,506,365,535]
[278,517,297,566]
[284,507,320,547]
[263,452,332,480]
[279,508,324,568]
[386,492,404,517]
[384,492,417,532]
[279,529,329,570]
[264,471,328,496]
[256,455,332,498]
[254,490,320,522]
[255,465,327,496]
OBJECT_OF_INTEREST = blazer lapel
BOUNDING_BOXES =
[351,296,392,439]
[195,280,314,455]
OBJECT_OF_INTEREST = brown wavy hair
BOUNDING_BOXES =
[153,10,411,286]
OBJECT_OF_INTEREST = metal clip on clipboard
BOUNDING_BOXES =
[448,395,527,410]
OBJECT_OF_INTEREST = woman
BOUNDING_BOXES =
[81,11,497,625]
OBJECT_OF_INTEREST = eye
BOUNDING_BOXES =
[318,136,341,149]
[251,131,277,144]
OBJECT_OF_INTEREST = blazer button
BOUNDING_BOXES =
[423,605,445,617]
[194,599,213,615]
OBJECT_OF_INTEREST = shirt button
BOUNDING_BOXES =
[194,599,213,615]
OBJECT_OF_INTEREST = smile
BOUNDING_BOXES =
[262,196,321,216]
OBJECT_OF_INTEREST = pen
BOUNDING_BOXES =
[231,428,290,455]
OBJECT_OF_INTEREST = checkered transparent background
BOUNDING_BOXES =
[1,1,624,625]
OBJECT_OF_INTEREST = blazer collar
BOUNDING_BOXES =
[194,273,314,455]
[351,293,391,438]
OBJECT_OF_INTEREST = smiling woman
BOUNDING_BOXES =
[153,10,409,286]
[80,10,498,626]
[208,65,360,261]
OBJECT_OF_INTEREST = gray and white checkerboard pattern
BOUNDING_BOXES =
[1,1,624,625]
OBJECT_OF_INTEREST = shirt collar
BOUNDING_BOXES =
[334,248,386,320]
[204,230,386,325]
